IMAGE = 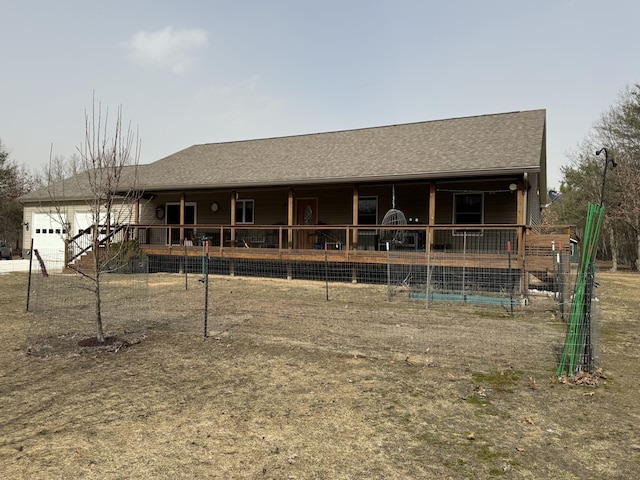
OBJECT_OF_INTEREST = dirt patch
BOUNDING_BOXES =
[1,271,639,478]
[77,335,120,348]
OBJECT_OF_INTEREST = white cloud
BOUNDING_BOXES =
[124,26,208,74]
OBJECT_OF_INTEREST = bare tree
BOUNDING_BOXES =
[47,97,142,342]
[556,84,640,271]
[1,140,37,249]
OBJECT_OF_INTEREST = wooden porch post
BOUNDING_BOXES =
[429,182,436,250]
[287,188,294,249]
[516,182,525,226]
[230,191,237,244]
[287,187,294,280]
[516,182,527,292]
[352,185,359,284]
[429,182,436,225]
[230,191,237,276]
[179,192,185,245]
[352,185,359,249]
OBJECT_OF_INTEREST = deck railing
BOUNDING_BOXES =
[127,223,542,255]
[65,223,572,295]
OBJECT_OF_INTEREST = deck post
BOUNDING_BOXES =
[180,192,185,245]
[429,183,436,250]
[287,188,294,279]
[287,188,294,249]
[352,185,359,283]
[230,192,236,276]
[520,226,528,293]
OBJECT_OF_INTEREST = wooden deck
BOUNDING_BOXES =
[71,224,571,276]
[141,244,527,270]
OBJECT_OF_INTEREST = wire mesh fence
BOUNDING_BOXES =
[26,249,151,351]
[23,236,600,377]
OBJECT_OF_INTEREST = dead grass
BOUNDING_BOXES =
[1,270,639,479]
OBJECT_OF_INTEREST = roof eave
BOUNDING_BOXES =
[141,166,541,192]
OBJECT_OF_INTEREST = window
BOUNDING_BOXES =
[358,196,378,225]
[235,199,254,224]
[453,193,483,235]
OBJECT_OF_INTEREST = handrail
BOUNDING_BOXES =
[65,223,129,266]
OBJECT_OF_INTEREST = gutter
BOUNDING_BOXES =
[141,166,541,192]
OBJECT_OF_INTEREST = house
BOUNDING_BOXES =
[19,109,569,289]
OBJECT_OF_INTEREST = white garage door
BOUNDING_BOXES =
[31,212,67,264]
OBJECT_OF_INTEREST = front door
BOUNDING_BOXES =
[296,198,318,248]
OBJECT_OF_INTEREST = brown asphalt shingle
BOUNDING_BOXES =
[142,109,545,190]
[20,109,545,201]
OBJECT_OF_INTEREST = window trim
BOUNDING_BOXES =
[165,202,198,225]
[235,199,255,224]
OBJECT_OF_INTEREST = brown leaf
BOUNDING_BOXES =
[528,376,537,390]
[525,417,535,425]
[515,446,525,452]
[467,432,475,440]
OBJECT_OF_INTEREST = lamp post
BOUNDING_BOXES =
[596,147,617,207]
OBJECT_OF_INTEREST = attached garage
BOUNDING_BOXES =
[31,212,67,263]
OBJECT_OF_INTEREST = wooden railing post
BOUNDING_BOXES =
[520,225,528,293]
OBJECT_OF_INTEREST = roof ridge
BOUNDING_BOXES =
[191,109,546,148]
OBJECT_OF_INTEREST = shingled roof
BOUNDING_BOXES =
[20,109,546,203]
[142,109,546,191]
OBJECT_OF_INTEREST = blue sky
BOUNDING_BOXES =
[2,0,639,188]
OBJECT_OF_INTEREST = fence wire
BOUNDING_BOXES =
[27,250,151,349]
[24,245,600,376]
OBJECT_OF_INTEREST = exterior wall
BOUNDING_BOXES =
[21,200,135,251]
[138,178,522,229]
[433,179,518,225]
[362,183,431,224]
[527,173,542,226]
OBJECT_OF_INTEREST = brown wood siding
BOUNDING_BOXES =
[358,183,431,224]
[293,186,353,224]
[484,192,517,224]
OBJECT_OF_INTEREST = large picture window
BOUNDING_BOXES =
[453,193,483,235]
[235,199,254,224]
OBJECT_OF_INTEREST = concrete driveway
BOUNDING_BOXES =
[0,259,31,273]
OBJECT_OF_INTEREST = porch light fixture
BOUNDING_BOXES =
[509,183,518,192]
[155,205,165,219]
[211,202,219,212]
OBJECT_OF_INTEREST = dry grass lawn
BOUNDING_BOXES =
[0,270,639,479]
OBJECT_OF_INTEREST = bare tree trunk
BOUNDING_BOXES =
[609,224,618,272]
[636,230,640,272]
[93,237,105,342]
[95,275,105,342]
